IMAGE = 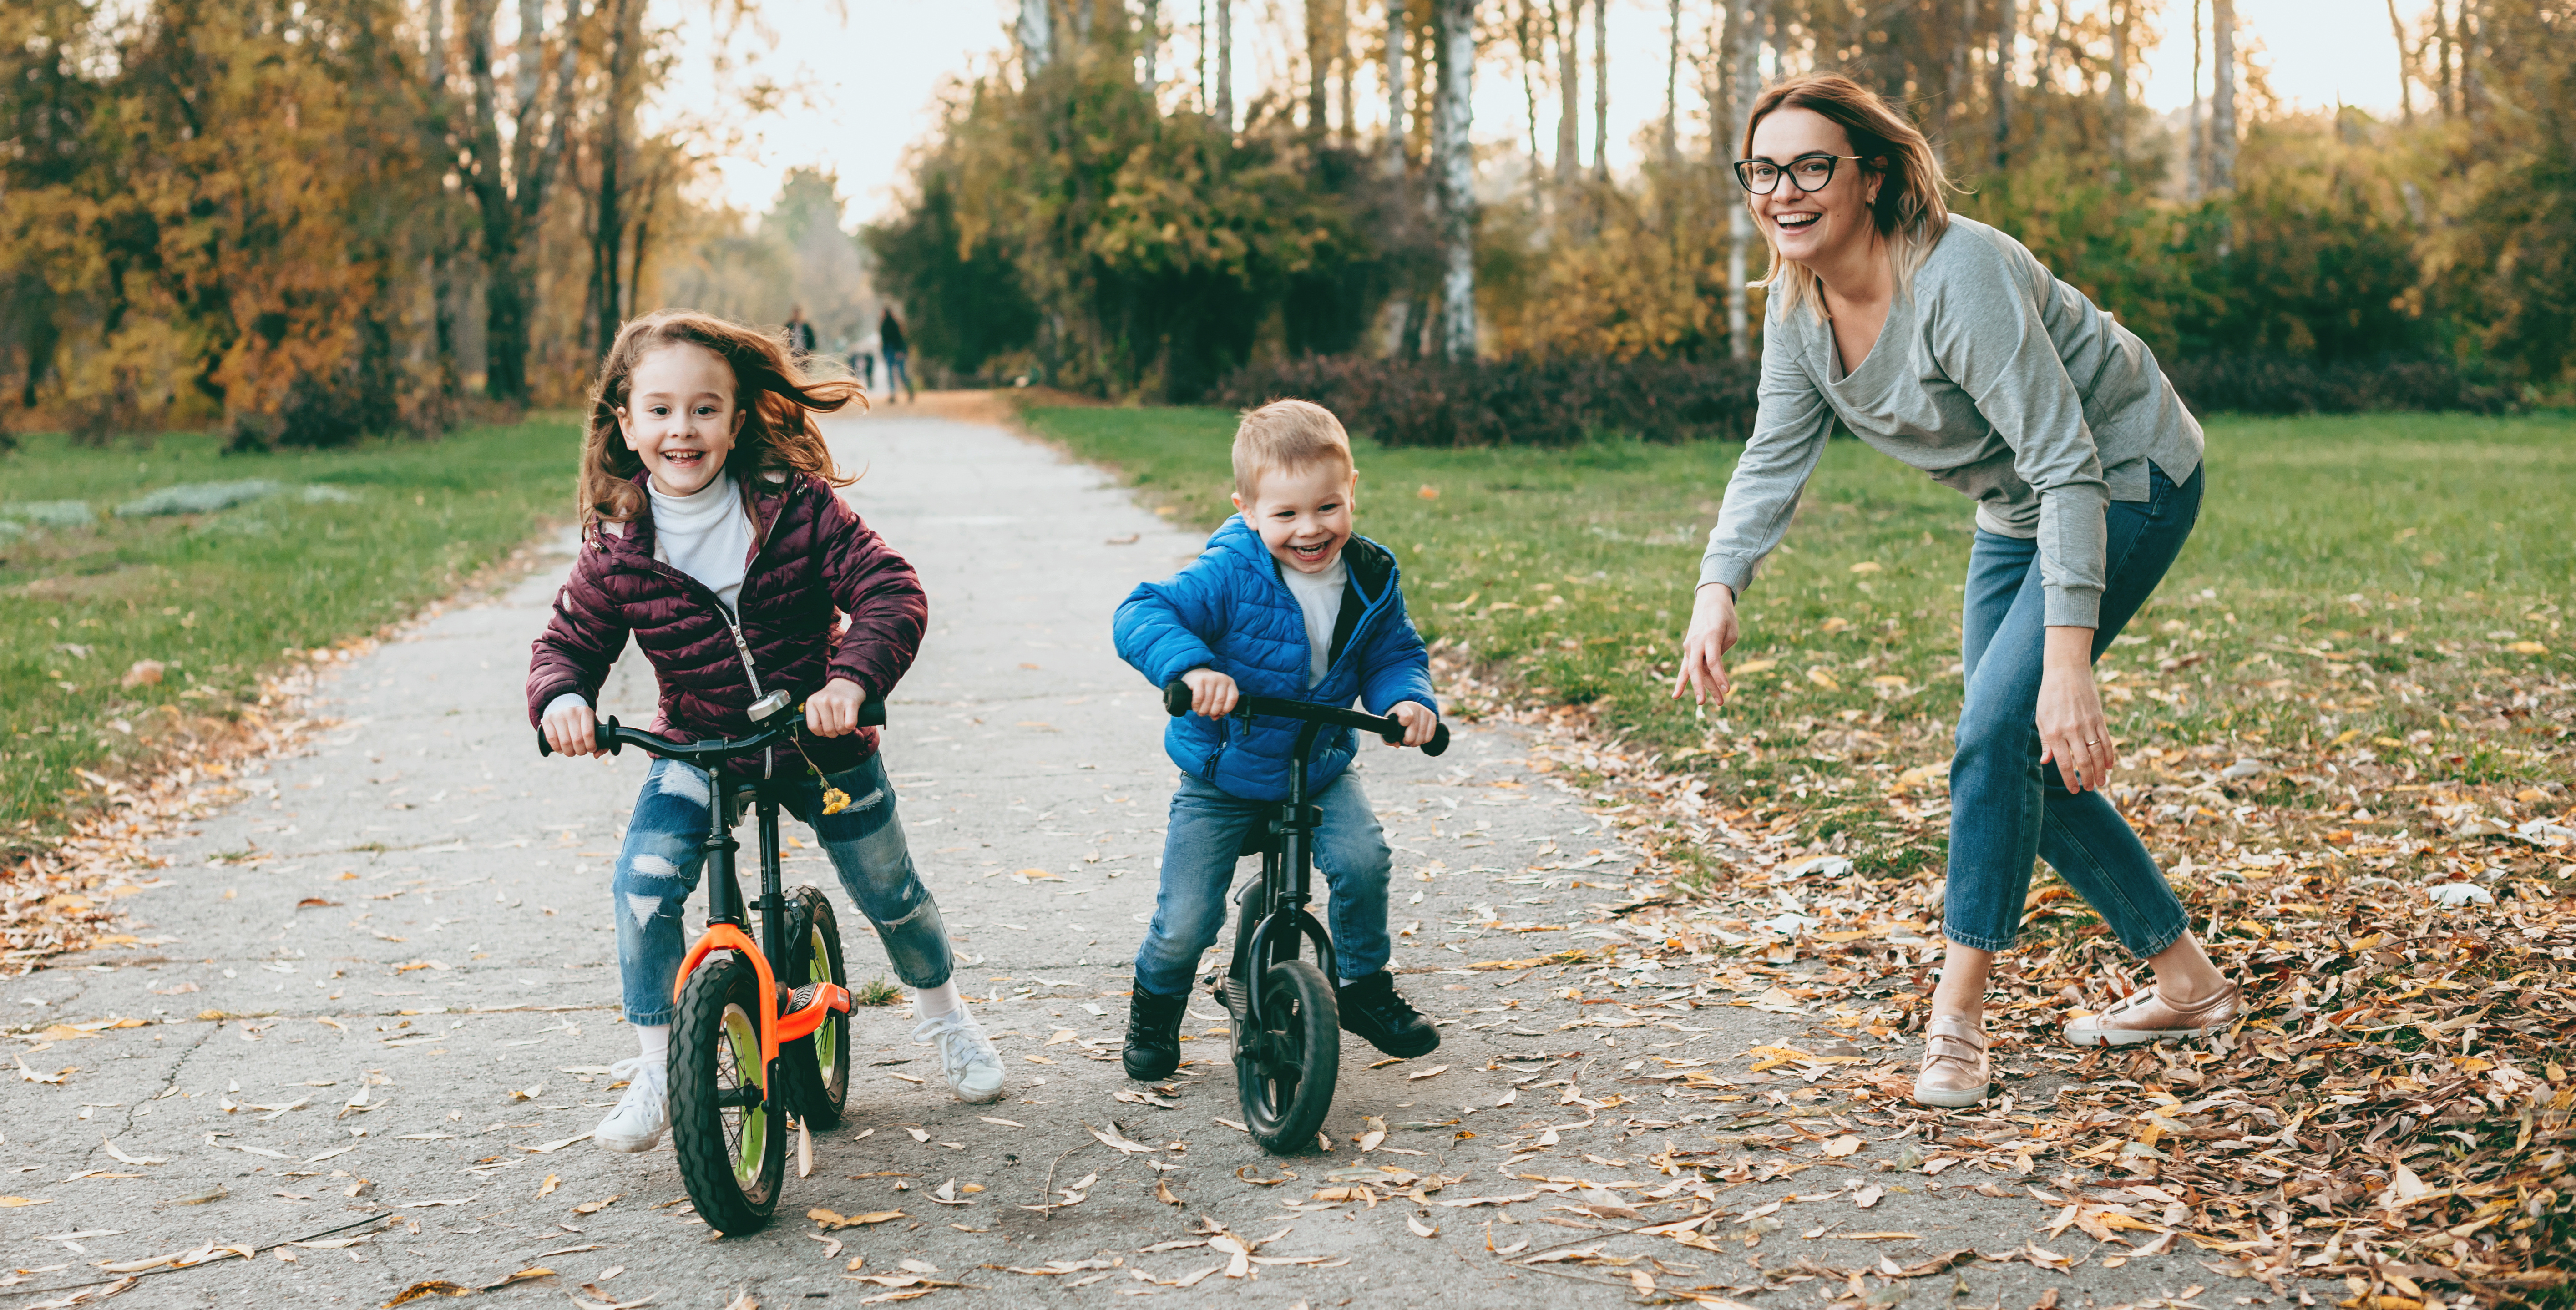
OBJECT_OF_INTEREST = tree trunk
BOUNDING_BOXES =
[2105,0,2126,180]
[2208,0,2235,192]
[1940,0,1967,162]
[2384,0,2412,124]
[592,0,641,359]
[1989,0,2014,173]
[1516,0,1544,201]
[1336,3,1354,143]
[1431,0,1476,361]
[1141,0,1159,83]
[1590,0,1608,180]
[1661,0,1680,167]
[2186,0,2201,200]
[1551,0,1579,187]
[1385,0,1408,171]
[1021,0,1053,74]
[1215,0,1233,130]
[1308,0,1333,132]
[1725,0,1766,361]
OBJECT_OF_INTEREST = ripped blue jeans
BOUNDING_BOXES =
[611,752,952,1026]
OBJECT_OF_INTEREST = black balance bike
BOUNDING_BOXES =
[537,694,884,1233]
[1159,680,1449,1154]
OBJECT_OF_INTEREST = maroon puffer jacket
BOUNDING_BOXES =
[525,471,926,776]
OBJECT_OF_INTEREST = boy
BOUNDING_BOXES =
[1112,399,1442,1080]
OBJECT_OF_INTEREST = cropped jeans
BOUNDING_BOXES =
[1943,463,2204,959]
[610,752,952,1026]
[1132,770,1393,998]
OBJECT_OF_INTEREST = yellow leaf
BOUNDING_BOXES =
[0,1197,56,1207]
[2505,641,2547,655]
[1731,659,1778,675]
[536,1173,557,1197]
[1847,561,1883,573]
[1806,668,1841,691]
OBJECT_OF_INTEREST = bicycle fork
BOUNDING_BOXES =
[1226,720,1339,1062]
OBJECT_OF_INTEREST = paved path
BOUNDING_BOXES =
[6,410,2219,1308]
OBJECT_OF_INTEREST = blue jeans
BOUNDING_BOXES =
[1944,464,2203,958]
[1132,771,1393,997]
[884,350,912,398]
[611,753,952,1025]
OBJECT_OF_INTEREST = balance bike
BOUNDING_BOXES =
[538,696,883,1232]
[1160,680,1449,1155]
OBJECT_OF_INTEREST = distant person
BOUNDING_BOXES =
[784,305,817,359]
[852,332,882,393]
[531,310,1008,1155]
[1670,74,2226,1111]
[878,309,915,402]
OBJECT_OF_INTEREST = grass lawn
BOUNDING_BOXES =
[1024,405,2575,884]
[0,420,579,840]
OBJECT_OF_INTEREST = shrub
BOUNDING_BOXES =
[1205,354,1762,447]
[2162,354,2518,416]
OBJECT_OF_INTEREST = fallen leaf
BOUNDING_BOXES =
[481,1267,554,1291]
[1404,1064,1449,1081]
[810,1208,906,1231]
[1407,1214,1438,1238]
[381,1280,475,1305]
[571,1194,621,1215]
[537,1173,558,1198]
[1086,1121,1157,1153]
[1822,1135,1862,1158]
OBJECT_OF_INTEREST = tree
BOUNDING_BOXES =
[1723,0,1765,360]
[2209,0,2237,192]
[1430,0,1477,359]
[454,0,579,404]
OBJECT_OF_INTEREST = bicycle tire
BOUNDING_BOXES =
[670,951,786,1234]
[777,885,851,1130]
[1239,959,1339,1155]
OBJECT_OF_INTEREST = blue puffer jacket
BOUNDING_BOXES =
[1113,516,1439,803]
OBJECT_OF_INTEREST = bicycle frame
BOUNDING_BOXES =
[1226,716,1341,1054]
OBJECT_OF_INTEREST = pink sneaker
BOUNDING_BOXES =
[2063,981,2242,1048]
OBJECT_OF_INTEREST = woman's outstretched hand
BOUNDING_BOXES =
[2036,625,2116,793]
[1670,582,1742,708]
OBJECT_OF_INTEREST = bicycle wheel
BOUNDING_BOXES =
[1239,958,1339,1155]
[670,951,786,1234]
[777,885,851,1130]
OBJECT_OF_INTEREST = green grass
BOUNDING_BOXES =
[1026,405,2574,876]
[0,420,580,838]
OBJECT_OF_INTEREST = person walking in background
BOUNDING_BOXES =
[784,305,818,360]
[879,308,915,402]
[851,330,881,394]
[1670,75,2234,1111]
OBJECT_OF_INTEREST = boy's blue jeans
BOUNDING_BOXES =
[611,752,951,1026]
[1944,464,2203,959]
[1132,770,1393,998]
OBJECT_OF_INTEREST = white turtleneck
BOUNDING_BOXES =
[650,472,754,614]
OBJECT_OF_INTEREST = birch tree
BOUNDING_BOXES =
[1430,0,1476,360]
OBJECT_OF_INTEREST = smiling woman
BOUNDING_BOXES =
[1673,73,2238,1112]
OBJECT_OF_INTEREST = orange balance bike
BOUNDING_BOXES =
[538,696,882,1232]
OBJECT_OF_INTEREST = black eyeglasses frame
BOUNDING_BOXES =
[1731,153,1864,196]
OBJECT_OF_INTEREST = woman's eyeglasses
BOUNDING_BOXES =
[1732,154,1862,195]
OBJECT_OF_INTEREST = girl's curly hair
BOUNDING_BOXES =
[577,309,866,537]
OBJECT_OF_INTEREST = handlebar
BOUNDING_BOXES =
[536,699,886,761]
[1163,679,1449,757]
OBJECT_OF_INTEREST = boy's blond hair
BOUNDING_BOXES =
[1232,399,1354,499]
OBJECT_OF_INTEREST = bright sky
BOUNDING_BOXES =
[677,0,2407,228]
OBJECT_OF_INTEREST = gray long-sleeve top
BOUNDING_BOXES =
[1698,214,2204,628]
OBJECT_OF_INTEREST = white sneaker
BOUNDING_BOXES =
[911,1007,1006,1104]
[595,1057,669,1153]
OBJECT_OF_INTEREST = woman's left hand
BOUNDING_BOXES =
[805,677,870,738]
[2035,626,2115,794]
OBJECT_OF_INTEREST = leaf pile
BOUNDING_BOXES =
[1433,646,2576,1307]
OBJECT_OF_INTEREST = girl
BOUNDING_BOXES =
[530,310,1002,1154]
[1670,76,2236,1108]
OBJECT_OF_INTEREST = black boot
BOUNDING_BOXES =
[1336,970,1440,1059]
[1121,987,1189,1081]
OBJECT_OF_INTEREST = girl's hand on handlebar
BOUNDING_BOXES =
[1670,581,1741,708]
[1388,701,1437,748]
[805,677,869,738]
[542,700,600,758]
[1182,668,1239,718]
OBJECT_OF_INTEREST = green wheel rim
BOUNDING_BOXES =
[807,924,843,1099]
[717,1001,767,1188]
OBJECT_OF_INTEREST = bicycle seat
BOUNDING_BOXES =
[1235,826,1281,859]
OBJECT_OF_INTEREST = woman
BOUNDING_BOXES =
[1670,74,2238,1108]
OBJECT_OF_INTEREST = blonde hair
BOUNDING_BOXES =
[1231,399,1354,499]
[579,309,866,537]
[1741,74,1958,323]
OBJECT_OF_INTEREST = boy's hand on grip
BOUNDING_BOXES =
[806,676,869,738]
[1182,668,1239,719]
[542,700,600,758]
[1388,701,1438,748]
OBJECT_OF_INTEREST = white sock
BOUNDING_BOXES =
[635,1023,671,1068]
[914,982,963,1021]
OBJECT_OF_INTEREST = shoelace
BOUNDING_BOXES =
[911,1012,996,1070]
[608,1054,665,1089]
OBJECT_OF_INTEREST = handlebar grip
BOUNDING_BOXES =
[536,714,623,757]
[855,698,888,729]
[1424,723,1451,757]
[1163,679,1192,718]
